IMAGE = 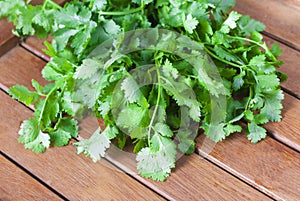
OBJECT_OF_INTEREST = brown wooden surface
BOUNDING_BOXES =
[1,0,299,200]
[22,37,52,61]
[264,36,300,98]
[0,155,63,201]
[0,19,18,57]
[80,117,271,201]
[265,93,300,151]
[197,131,300,200]
[0,91,164,201]
[235,0,300,50]
[0,46,271,201]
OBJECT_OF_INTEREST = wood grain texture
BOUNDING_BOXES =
[0,47,271,201]
[22,37,52,61]
[0,155,63,201]
[197,131,300,200]
[0,19,18,57]
[0,47,47,90]
[0,91,164,201]
[235,0,300,50]
[79,117,271,201]
[264,36,300,98]
[264,93,300,151]
[282,0,300,9]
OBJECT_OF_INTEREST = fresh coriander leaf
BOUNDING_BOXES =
[74,58,103,79]
[153,123,173,137]
[232,71,245,91]
[75,127,111,162]
[31,79,43,94]
[247,122,267,143]
[220,11,242,33]
[116,104,147,130]
[224,124,242,135]
[9,85,39,106]
[137,134,176,181]
[183,14,199,34]
[261,89,284,122]
[270,43,282,57]
[121,77,149,108]
[18,118,50,153]
[238,15,265,36]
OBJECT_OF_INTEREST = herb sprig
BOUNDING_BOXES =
[1,0,286,181]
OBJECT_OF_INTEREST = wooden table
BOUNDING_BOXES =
[0,0,299,200]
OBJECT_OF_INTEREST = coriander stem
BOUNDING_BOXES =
[226,35,264,49]
[42,0,61,10]
[226,35,276,61]
[245,86,253,111]
[204,46,243,68]
[147,67,162,147]
[38,84,58,126]
[99,7,143,16]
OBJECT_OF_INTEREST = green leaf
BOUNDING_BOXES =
[51,118,78,146]
[61,91,83,116]
[136,134,176,181]
[74,58,103,79]
[238,15,265,36]
[116,104,147,130]
[247,122,267,143]
[224,124,242,135]
[121,77,149,108]
[202,123,226,142]
[257,74,280,91]
[9,85,39,106]
[176,129,196,154]
[75,127,111,162]
[232,71,245,91]
[261,90,284,122]
[220,11,242,33]
[42,57,74,81]
[40,94,60,128]
[18,118,50,153]
[31,79,43,94]
[270,43,282,57]
[153,123,173,137]
[183,14,199,34]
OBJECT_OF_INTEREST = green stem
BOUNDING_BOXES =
[38,84,59,126]
[204,46,243,68]
[226,35,277,61]
[226,35,265,50]
[42,0,61,10]
[147,66,162,147]
[245,86,253,111]
[99,7,143,16]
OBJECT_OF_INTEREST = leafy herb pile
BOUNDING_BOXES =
[1,0,286,181]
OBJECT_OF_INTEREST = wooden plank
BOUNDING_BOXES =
[282,0,300,9]
[0,47,271,200]
[197,130,300,200]
[22,37,52,61]
[0,19,18,57]
[235,0,300,50]
[264,92,300,151]
[264,36,300,98]
[0,155,63,201]
[0,91,164,201]
[0,47,47,91]
[79,117,271,201]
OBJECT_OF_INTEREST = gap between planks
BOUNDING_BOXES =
[0,151,67,201]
